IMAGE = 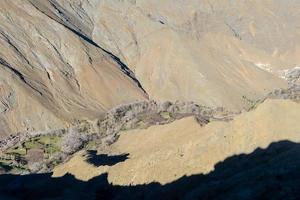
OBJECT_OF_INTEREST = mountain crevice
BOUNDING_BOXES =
[0,58,43,96]
[0,30,32,67]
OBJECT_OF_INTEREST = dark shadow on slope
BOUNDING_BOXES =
[0,140,300,200]
[86,151,129,167]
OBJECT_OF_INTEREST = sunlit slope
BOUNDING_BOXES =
[48,0,298,109]
[53,99,300,185]
[0,0,147,137]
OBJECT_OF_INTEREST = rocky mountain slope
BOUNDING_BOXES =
[0,0,147,138]
[36,0,300,109]
[0,1,300,199]
[1,0,300,137]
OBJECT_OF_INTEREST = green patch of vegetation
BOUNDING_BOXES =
[120,124,129,131]
[47,159,60,168]
[38,135,60,145]
[38,136,61,154]
[136,120,148,129]
[0,155,29,174]
[2,135,63,173]
[0,160,12,168]
[23,140,43,149]
[6,145,27,156]
[159,111,171,119]
[242,95,258,109]
[44,145,60,155]
[10,165,29,173]
[85,140,97,150]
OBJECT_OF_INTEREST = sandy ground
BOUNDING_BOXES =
[53,99,300,185]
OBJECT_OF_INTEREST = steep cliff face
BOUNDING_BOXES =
[0,0,147,138]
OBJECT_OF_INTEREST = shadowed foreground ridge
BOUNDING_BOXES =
[0,140,300,200]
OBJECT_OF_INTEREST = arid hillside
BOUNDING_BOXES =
[35,0,300,109]
[1,0,300,137]
[53,99,300,185]
[0,96,299,199]
[0,1,300,199]
[0,0,147,138]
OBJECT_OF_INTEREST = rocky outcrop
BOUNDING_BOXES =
[282,66,300,86]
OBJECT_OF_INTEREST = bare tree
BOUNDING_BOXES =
[61,127,84,155]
